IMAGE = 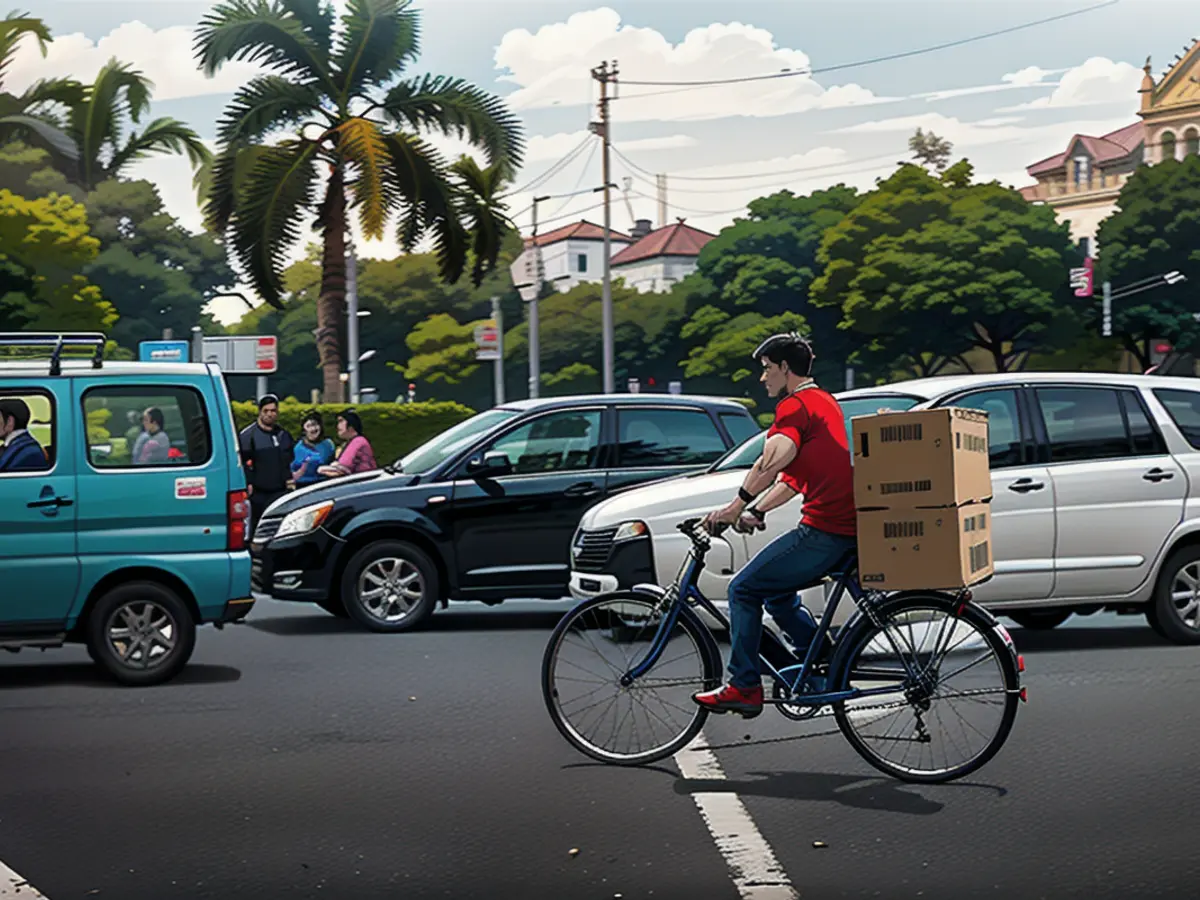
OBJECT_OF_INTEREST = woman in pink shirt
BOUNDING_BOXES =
[318,409,377,478]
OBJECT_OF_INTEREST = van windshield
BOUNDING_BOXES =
[709,394,922,472]
[394,408,521,474]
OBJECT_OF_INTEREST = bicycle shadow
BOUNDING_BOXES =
[673,770,1006,815]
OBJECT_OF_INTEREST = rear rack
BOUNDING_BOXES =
[0,333,106,376]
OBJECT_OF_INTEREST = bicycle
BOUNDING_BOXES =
[542,517,1025,784]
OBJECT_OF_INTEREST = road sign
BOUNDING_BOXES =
[199,335,278,374]
[1070,257,1094,298]
[474,320,500,361]
[138,340,190,362]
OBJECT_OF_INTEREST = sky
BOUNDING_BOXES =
[11,0,1200,324]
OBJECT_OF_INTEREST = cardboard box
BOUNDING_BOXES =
[851,407,991,510]
[856,502,993,591]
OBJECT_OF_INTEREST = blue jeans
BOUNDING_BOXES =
[727,524,858,689]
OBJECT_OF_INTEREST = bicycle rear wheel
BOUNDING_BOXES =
[831,593,1020,784]
[542,593,720,765]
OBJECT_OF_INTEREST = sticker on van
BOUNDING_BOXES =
[175,477,207,499]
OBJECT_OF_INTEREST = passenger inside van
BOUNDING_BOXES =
[0,397,50,472]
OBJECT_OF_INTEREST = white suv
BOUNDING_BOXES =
[568,372,1200,644]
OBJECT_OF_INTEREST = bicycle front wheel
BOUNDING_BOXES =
[832,594,1020,784]
[542,593,720,766]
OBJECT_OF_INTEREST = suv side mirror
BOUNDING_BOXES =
[468,450,512,477]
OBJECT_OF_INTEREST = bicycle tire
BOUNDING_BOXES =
[830,592,1020,784]
[542,592,721,766]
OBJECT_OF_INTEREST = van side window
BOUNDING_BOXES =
[1153,388,1200,449]
[0,390,54,473]
[83,386,212,468]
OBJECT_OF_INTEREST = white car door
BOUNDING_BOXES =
[1032,384,1186,599]
[940,387,1056,604]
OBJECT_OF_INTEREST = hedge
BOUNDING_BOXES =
[231,400,477,467]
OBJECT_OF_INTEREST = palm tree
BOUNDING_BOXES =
[0,13,80,162]
[195,0,524,402]
[60,59,211,191]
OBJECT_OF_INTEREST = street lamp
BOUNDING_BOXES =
[358,349,376,363]
[1102,271,1189,337]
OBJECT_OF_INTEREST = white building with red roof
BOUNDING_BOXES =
[1019,39,1200,253]
[509,220,634,296]
[610,219,717,293]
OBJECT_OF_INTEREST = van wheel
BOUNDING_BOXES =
[1151,546,1200,645]
[1007,610,1072,630]
[86,582,196,686]
[340,540,438,633]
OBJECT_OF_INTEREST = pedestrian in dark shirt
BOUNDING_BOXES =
[238,394,294,532]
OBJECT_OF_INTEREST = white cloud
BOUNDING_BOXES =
[998,57,1142,111]
[6,21,262,100]
[493,7,897,123]
[914,66,1061,102]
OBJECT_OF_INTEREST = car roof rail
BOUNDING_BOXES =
[0,332,106,376]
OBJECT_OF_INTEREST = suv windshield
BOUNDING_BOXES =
[709,394,922,472]
[395,408,521,474]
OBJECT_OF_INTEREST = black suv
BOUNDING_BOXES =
[250,394,759,631]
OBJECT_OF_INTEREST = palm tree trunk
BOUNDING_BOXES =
[317,168,347,403]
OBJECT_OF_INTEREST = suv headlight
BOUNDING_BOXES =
[613,521,649,541]
[275,500,334,539]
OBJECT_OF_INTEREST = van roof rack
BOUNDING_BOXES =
[0,333,106,376]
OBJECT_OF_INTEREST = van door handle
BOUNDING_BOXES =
[564,482,600,498]
[27,495,73,509]
[1144,467,1175,483]
[1007,478,1044,493]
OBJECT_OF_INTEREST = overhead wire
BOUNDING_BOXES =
[546,135,601,220]
[501,132,595,198]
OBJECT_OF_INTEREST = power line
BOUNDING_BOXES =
[613,145,907,188]
[502,132,594,197]
[615,0,1118,97]
[547,135,600,219]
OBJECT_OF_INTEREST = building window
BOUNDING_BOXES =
[1161,131,1177,162]
[577,253,587,273]
[1185,128,1200,157]
[1078,236,1093,258]
[1073,155,1090,187]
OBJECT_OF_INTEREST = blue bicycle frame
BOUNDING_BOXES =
[621,544,922,709]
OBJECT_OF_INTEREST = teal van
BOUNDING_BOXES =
[0,333,254,685]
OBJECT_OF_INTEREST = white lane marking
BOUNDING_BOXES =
[0,861,47,898]
[674,732,798,900]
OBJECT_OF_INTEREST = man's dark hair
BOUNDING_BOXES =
[0,397,31,430]
[753,332,814,376]
[143,406,165,429]
[339,409,364,435]
[258,393,280,409]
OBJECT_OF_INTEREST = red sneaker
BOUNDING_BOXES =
[692,683,763,718]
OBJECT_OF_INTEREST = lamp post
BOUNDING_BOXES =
[1101,271,1188,337]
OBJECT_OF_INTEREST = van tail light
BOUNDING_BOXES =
[228,490,250,551]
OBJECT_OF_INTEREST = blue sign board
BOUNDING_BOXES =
[139,340,190,363]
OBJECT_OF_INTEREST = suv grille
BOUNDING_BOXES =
[572,526,618,573]
[254,515,282,544]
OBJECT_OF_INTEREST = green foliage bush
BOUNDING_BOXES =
[231,400,477,466]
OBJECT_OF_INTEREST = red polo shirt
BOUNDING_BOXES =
[767,385,856,536]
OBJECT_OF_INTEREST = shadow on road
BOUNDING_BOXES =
[0,663,242,689]
[674,770,1005,815]
[1010,625,1169,653]
[247,608,567,637]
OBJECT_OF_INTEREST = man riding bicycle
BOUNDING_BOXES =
[693,332,857,718]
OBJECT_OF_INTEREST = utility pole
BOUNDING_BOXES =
[346,239,360,404]
[656,173,668,228]
[491,295,505,406]
[528,195,550,399]
[1102,280,1112,338]
[592,59,617,394]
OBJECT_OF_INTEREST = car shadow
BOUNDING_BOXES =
[247,608,568,637]
[0,663,242,689]
[1009,624,1170,653]
[673,770,1006,815]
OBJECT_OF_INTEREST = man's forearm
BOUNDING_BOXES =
[752,480,798,514]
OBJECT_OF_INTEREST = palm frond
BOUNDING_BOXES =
[0,13,51,90]
[18,76,86,111]
[195,0,335,92]
[382,132,468,283]
[228,138,320,305]
[451,155,513,285]
[382,74,524,176]
[202,144,251,233]
[279,0,335,50]
[0,113,77,160]
[333,0,420,100]
[71,59,156,187]
[336,116,394,239]
[108,117,212,180]
[216,75,323,145]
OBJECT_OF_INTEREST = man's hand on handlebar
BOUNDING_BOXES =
[701,503,741,534]
[733,511,766,534]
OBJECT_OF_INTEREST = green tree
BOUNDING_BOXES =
[197,0,524,402]
[0,188,115,331]
[1094,154,1200,370]
[0,13,79,162]
[811,161,1078,377]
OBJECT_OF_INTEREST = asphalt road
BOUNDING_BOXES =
[2,599,1199,900]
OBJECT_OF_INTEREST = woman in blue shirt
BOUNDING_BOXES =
[290,411,336,487]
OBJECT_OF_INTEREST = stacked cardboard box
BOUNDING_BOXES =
[850,407,993,591]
